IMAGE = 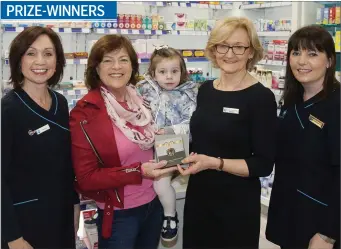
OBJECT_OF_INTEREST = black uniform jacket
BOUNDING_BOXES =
[266,85,340,247]
[1,89,78,248]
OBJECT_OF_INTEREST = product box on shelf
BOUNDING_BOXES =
[316,8,323,24]
[336,7,341,24]
[335,31,341,52]
[73,52,88,59]
[323,8,329,25]
[133,39,148,58]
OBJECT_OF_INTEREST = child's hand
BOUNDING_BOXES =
[156,129,165,135]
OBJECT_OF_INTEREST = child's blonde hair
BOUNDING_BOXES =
[147,47,189,85]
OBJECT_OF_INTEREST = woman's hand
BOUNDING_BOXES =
[155,129,165,135]
[308,233,334,249]
[8,237,33,249]
[142,160,178,178]
[177,153,220,175]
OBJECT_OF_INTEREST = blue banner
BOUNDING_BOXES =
[1,1,117,20]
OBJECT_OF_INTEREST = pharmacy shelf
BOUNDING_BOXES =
[66,58,88,65]
[120,1,233,10]
[138,57,208,63]
[4,58,88,65]
[258,60,287,67]
[240,2,292,9]
[56,89,88,96]
[258,31,291,37]
[2,27,91,33]
[94,28,209,36]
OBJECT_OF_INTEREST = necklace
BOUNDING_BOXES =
[216,71,248,91]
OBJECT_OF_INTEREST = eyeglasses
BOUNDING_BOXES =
[215,44,250,55]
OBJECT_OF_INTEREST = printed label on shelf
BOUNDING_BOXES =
[96,29,105,34]
[273,60,283,65]
[66,59,73,65]
[156,30,163,35]
[132,30,139,35]
[191,3,197,7]
[145,30,152,35]
[172,2,178,7]
[180,2,187,7]
[80,59,87,64]
[67,90,76,95]
[156,2,164,6]
[184,58,188,62]
[109,29,118,34]
[263,3,271,7]
[64,28,72,33]
[171,30,178,35]
[199,3,208,8]
[80,89,88,95]
[215,5,222,9]
[120,29,129,34]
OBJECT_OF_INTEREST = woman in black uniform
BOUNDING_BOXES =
[266,25,340,249]
[177,17,277,248]
[1,27,80,249]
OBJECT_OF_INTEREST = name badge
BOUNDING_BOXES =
[223,107,239,114]
[28,124,50,136]
[309,115,325,129]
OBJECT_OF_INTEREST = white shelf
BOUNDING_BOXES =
[94,28,208,36]
[66,59,88,65]
[241,2,292,9]
[56,89,88,96]
[258,31,291,37]
[120,1,233,10]
[2,27,91,33]
[261,195,270,207]
[258,60,287,67]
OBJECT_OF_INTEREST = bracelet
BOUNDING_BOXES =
[318,233,336,244]
[217,157,224,171]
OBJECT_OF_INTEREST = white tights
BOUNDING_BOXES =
[153,172,176,217]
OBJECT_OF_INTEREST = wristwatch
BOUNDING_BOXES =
[318,233,336,244]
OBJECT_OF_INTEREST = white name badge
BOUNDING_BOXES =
[223,107,239,114]
[35,124,50,135]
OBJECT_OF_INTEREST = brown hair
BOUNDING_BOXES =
[205,17,263,70]
[85,35,139,89]
[147,47,189,84]
[282,25,340,106]
[9,26,65,89]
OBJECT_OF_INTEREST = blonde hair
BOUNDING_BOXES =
[205,17,264,70]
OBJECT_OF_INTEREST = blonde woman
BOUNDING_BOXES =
[177,17,277,248]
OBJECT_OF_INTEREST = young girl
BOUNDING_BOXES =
[137,46,198,243]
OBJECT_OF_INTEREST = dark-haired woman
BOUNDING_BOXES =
[266,25,340,249]
[1,27,80,248]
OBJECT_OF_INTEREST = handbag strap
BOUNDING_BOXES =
[80,121,104,167]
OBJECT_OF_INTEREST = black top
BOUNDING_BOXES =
[266,86,340,247]
[189,80,277,187]
[182,80,277,248]
[1,88,78,248]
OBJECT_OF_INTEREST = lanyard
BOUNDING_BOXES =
[14,91,69,132]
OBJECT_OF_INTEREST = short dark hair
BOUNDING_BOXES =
[9,26,66,89]
[282,25,340,106]
[147,47,189,85]
[85,35,139,89]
